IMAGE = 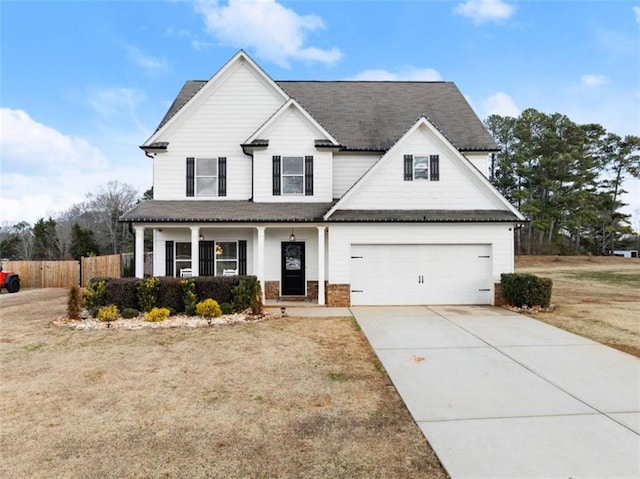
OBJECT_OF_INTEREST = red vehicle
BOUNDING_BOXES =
[0,265,20,293]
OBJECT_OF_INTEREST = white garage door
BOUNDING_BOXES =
[350,244,493,305]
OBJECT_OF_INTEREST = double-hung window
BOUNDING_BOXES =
[413,156,430,180]
[215,241,238,276]
[175,242,192,275]
[196,158,217,196]
[404,154,440,182]
[282,157,304,195]
[186,157,227,197]
[272,156,314,196]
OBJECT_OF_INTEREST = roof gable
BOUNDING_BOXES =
[143,50,289,146]
[326,116,523,220]
[243,98,340,148]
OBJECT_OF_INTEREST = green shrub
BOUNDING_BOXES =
[144,307,170,322]
[220,302,234,315]
[195,276,238,305]
[157,277,184,313]
[104,278,139,311]
[97,305,119,323]
[137,277,159,312]
[67,285,82,320]
[179,278,198,315]
[232,276,263,314]
[196,298,222,319]
[121,308,140,319]
[500,273,553,307]
[83,280,107,313]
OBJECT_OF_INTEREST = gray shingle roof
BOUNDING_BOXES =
[154,80,497,152]
[327,209,520,222]
[121,200,333,223]
[121,201,519,224]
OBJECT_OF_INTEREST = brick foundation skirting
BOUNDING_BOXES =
[326,283,350,307]
[264,281,280,300]
[494,282,507,306]
[307,281,318,300]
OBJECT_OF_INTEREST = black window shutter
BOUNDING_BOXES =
[238,240,247,275]
[430,155,440,181]
[404,155,413,181]
[186,157,195,197]
[199,241,215,276]
[304,155,314,196]
[165,241,174,277]
[218,157,227,197]
[272,156,281,196]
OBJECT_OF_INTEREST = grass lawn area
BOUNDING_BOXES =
[516,255,640,357]
[0,289,446,479]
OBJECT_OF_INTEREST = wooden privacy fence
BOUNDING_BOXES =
[81,255,122,287]
[2,260,79,289]
[3,254,126,289]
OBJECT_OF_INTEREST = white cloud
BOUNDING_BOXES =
[194,0,342,68]
[0,108,108,172]
[581,74,609,87]
[634,6,640,26]
[347,67,442,81]
[125,44,170,73]
[482,92,520,117]
[0,108,150,224]
[454,0,516,24]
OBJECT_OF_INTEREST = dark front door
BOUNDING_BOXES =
[281,242,305,296]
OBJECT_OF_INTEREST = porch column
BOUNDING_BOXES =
[190,226,200,276]
[257,226,265,298]
[135,226,145,278]
[317,226,326,305]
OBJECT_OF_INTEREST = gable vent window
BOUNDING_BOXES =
[186,157,227,197]
[274,156,314,196]
[404,154,440,182]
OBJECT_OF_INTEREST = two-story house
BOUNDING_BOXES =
[121,50,525,306]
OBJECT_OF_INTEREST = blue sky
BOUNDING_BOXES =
[1,0,639,227]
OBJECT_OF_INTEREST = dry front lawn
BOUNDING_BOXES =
[516,255,640,357]
[0,289,446,479]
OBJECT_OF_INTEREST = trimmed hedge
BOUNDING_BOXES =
[104,278,139,311]
[500,273,553,307]
[91,276,261,314]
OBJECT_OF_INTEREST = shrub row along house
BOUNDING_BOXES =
[121,51,525,306]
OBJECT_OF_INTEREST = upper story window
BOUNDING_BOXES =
[282,157,304,195]
[196,158,218,196]
[186,157,226,197]
[273,155,314,196]
[404,154,439,182]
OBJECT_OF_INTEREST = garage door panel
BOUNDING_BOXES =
[351,244,492,305]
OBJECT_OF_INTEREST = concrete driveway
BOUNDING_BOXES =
[351,305,640,479]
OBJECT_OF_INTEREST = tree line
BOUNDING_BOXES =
[486,108,639,255]
[0,181,151,261]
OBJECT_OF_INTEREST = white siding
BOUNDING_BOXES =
[327,223,515,289]
[253,107,333,202]
[464,151,492,178]
[153,58,286,200]
[332,153,380,198]
[340,124,503,210]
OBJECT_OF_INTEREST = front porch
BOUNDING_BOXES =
[133,224,329,305]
